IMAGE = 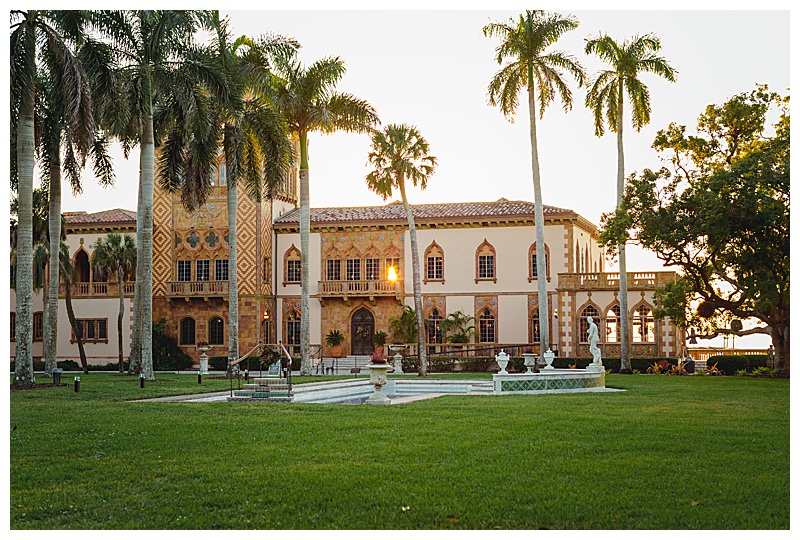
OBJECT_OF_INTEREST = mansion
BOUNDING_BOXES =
[10,159,683,366]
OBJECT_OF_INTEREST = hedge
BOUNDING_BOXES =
[209,355,271,372]
[707,354,768,375]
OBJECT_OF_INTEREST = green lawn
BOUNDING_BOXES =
[9,373,789,529]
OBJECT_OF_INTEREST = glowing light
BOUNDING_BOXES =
[387,266,398,282]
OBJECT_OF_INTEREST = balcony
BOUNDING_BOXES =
[167,280,229,300]
[318,279,404,305]
[60,281,135,297]
[558,272,677,291]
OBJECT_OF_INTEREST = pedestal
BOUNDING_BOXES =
[199,352,209,374]
[365,363,391,405]
[586,363,604,373]
[393,353,404,374]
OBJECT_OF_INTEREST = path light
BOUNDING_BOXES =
[140,373,145,388]
[74,376,80,393]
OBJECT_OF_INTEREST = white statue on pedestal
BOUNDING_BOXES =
[587,316,602,365]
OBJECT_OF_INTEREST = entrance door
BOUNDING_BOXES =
[351,308,375,356]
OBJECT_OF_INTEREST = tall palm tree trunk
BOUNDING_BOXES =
[45,163,62,376]
[138,114,155,380]
[62,265,88,374]
[227,182,239,372]
[130,176,144,374]
[298,132,311,375]
[14,93,36,387]
[528,84,550,354]
[116,266,125,372]
[398,179,427,376]
[617,93,631,373]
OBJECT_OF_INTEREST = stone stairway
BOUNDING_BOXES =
[228,377,293,402]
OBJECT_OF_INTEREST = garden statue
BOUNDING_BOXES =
[587,316,602,365]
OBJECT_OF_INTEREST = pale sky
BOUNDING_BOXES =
[14,3,792,348]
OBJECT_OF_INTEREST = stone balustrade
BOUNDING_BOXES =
[558,271,676,290]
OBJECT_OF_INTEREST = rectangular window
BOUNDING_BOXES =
[478,255,495,279]
[365,258,381,280]
[427,256,443,280]
[286,259,301,283]
[326,259,341,281]
[531,253,548,279]
[219,163,227,186]
[385,258,399,279]
[215,259,229,281]
[177,260,192,282]
[286,319,301,345]
[71,318,109,343]
[10,312,16,341]
[479,315,496,343]
[346,259,361,281]
[33,312,43,341]
[263,258,269,281]
[196,259,210,281]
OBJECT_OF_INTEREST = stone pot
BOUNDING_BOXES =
[365,363,391,405]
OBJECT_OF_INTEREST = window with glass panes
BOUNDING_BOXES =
[479,309,496,342]
[580,305,600,343]
[209,316,225,345]
[385,258,399,279]
[33,312,43,341]
[632,305,655,343]
[180,317,196,345]
[72,318,108,343]
[286,311,300,344]
[286,259,301,282]
[215,259,229,281]
[196,259,210,281]
[531,312,541,343]
[365,258,380,280]
[427,255,443,280]
[177,260,192,281]
[478,255,495,279]
[531,252,548,279]
[346,258,361,280]
[427,309,443,344]
[605,305,621,343]
[326,259,342,281]
[219,163,227,185]
[10,312,15,341]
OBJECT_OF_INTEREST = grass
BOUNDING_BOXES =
[9,372,789,529]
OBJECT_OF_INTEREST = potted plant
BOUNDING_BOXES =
[372,330,388,357]
[326,329,344,358]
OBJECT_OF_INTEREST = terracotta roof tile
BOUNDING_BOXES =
[64,209,137,225]
[274,199,572,225]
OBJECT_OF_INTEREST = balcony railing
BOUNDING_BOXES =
[318,279,403,302]
[167,280,229,297]
[558,271,676,290]
[60,282,135,297]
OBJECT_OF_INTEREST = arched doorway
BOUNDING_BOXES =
[75,250,90,283]
[351,307,375,356]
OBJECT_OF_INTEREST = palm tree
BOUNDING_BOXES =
[585,33,677,373]
[96,10,223,380]
[365,124,437,376]
[441,310,476,344]
[270,55,380,375]
[10,10,94,386]
[388,305,418,345]
[160,12,295,373]
[91,233,137,372]
[483,11,585,356]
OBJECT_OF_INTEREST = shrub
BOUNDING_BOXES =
[707,354,768,375]
[152,318,193,371]
[751,366,776,378]
[209,356,229,371]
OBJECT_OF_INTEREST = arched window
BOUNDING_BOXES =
[180,317,196,346]
[209,316,225,345]
[284,245,301,283]
[632,305,655,343]
[424,241,444,282]
[529,243,551,281]
[74,250,90,283]
[475,239,496,283]
[579,305,600,343]
[427,308,443,344]
[478,309,496,343]
[605,305,621,343]
[530,311,541,344]
[286,311,301,345]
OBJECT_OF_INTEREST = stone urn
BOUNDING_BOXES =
[196,343,211,374]
[522,353,538,374]
[389,345,405,375]
[365,362,391,405]
[542,349,555,370]
[495,350,510,375]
